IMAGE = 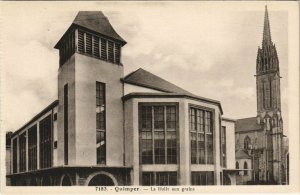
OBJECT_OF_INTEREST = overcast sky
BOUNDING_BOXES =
[1,2,295,135]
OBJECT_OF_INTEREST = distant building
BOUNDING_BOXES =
[235,6,288,185]
[6,11,237,186]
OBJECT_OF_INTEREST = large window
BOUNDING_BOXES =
[221,126,226,167]
[96,82,106,164]
[39,115,52,169]
[28,125,37,171]
[191,172,214,185]
[64,84,68,165]
[12,138,18,173]
[19,132,26,172]
[142,172,177,186]
[139,104,178,165]
[189,107,214,164]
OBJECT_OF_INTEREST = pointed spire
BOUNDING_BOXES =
[262,5,272,46]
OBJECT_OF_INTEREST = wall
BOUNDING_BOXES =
[75,53,124,166]
[57,55,76,166]
[221,119,236,169]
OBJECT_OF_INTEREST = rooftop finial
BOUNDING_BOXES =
[262,5,272,46]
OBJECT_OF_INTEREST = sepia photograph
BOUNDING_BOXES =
[0,1,299,194]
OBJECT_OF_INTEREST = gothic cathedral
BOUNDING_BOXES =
[235,6,288,185]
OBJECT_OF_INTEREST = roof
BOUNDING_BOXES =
[55,11,126,49]
[222,117,236,123]
[122,68,195,96]
[236,149,252,159]
[122,68,223,114]
[11,100,58,137]
[235,117,263,133]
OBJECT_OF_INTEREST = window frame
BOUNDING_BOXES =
[96,81,106,165]
[189,104,215,165]
[138,103,179,165]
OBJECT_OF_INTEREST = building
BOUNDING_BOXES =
[6,11,238,186]
[235,6,289,185]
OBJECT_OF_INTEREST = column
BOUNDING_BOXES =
[179,100,190,185]
[26,129,28,172]
[37,122,40,169]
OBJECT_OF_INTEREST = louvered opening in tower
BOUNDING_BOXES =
[58,28,123,67]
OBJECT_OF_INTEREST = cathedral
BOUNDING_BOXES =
[235,6,289,185]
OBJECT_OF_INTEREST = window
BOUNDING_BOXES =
[12,138,18,173]
[96,82,106,164]
[100,38,107,60]
[236,161,239,169]
[139,104,177,164]
[142,172,177,186]
[93,36,100,58]
[19,132,26,172]
[142,172,154,186]
[244,162,248,175]
[107,41,114,63]
[39,115,52,169]
[114,44,121,64]
[28,125,37,171]
[263,80,272,109]
[64,84,68,165]
[53,113,57,121]
[86,33,92,55]
[78,30,85,53]
[189,107,214,164]
[221,126,226,167]
[244,136,251,150]
[191,172,214,185]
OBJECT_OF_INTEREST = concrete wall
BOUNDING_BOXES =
[221,119,236,169]
[58,55,76,166]
[75,53,124,166]
[123,96,222,185]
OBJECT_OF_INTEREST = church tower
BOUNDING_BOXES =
[256,6,283,184]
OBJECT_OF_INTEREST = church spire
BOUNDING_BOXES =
[262,5,272,46]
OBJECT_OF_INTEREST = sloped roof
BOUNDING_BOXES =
[55,11,126,48]
[236,117,263,133]
[236,149,252,159]
[122,68,194,95]
[122,68,223,114]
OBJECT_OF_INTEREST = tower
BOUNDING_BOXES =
[54,11,126,166]
[256,6,283,184]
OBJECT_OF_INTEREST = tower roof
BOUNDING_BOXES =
[55,11,126,49]
[262,6,272,46]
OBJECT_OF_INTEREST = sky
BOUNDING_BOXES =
[1,2,295,136]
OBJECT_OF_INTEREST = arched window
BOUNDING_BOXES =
[244,162,248,175]
[236,161,239,169]
[244,136,251,150]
